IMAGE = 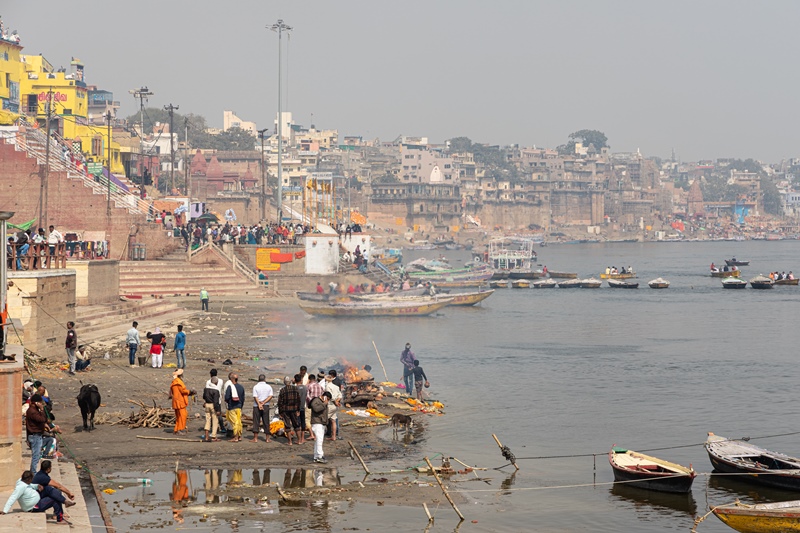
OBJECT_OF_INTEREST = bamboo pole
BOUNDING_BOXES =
[492,433,519,471]
[372,340,390,382]
[424,456,464,521]
[136,435,197,443]
[423,502,433,523]
[348,440,371,474]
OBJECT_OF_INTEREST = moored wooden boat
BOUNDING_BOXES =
[532,279,557,289]
[712,270,741,278]
[600,271,637,279]
[705,433,800,491]
[442,289,495,306]
[296,291,333,302]
[511,280,531,289]
[558,278,583,288]
[749,275,774,289]
[489,280,509,289]
[776,278,800,286]
[713,500,800,533]
[547,271,578,279]
[436,279,490,288]
[607,279,639,289]
[508,269,543,280]
[648,278,670,289]
[609,447,696,493]
[722,277,748,289]
[299,298,453,317]
[580,277,602,288]
[490,270,510,280]
[725,259,750,266]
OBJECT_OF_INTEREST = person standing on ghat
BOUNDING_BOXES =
[126,321,141,368]
[65,322,77,376]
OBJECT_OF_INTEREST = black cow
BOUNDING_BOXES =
[77,383,101,431]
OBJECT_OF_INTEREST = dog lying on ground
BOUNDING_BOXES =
[390,413,413,437]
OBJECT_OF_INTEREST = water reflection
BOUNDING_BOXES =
[610,484,698,518]
[500,472,517,495]
[171,470,190,524]
[708,472,799,503]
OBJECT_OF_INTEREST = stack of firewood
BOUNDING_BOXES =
[114,399,175,428]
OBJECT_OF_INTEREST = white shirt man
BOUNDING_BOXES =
[251,375,274,443]
[323,376,342,440]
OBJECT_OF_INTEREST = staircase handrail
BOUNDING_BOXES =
[190,241,260,287]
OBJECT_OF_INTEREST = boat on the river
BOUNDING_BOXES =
[607,279,639,289]
[712,500,800,533]
[600,271,637,279]
[511,280,531,289]
[532,279,557,289]
[437,279,489,288]
[648,278,670,289]
[776,278,800,286]
[299,298,453,317]
[558,279,583,288]
[580,278,602,288]
[490,280,509,289]
[442,289,495,306]
[705,433,800,491]
[712,270,741,278]
[749,275,774,289]
[508,269,543,280]
[547,271,578,279]
[490,270,510,280]
[608,447,696,493]
[722,277,748,289]
[480,237,538,278]
[725,259,750,266]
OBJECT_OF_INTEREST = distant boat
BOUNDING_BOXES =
[712,270,741,278]
[749,275,774,289]
[511,280,531,289]
[580,278,602,288]
[532,279,557,289]
[600,271,636,279]
[557,279,583,288]
[712,500,800,533]
[722,277,747,289]
[648,278,670,289]
[508,269,543,280]
[607,279,639,289]
[705,432,800,491]
[490,280,509,289]
[775,278,799,286]
[299,298,452,317]
[547,271,578,279]
[609,447,696,493]
[725,259,750,266]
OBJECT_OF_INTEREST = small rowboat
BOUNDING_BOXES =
[705,432,800,491]
[648,278,670,289]
[532,279,557,289]
[607,279,639,289]
[713,500,800,533]
[725,259,750,266]
[609,447,696,493]
[511,280,531,289]
[600,271,637,279]
[442,289,495,306]
[490,280,509,289]
[437,279,489,288]
[557,279,582,288]
[722,277,747,289]
[776,278,800,285]
[749,275,774,289]
[547,271,578,279]
[580,278,602,288]
[712,270,741,278]
[299,298,453,317]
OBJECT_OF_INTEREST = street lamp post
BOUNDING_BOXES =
[129,87,153,196]
[257,128,269,223]
[0,210,14,356]
[270,19,292,223]
[105,111,112,218]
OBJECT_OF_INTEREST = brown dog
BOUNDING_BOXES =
[390,413,413,437]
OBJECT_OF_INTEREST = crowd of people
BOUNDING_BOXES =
[769,271,794,280]
[6,225,65,271]
[605,265,634,275]
[170,220,315,251]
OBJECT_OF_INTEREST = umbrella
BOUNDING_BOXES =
[196,213,219,223]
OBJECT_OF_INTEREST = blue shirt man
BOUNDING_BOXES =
[174,325,186,369]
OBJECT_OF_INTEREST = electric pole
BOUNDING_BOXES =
[129,87,153,196]
[164,103,179,195]
[184,117,189,196]
[258,128,269,222]
[105,111,113,218]
[39,88,54,230]
[270,19,292,223]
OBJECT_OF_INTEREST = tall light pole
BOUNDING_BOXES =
[130,87,153,196]
[257,128,269,222]
[0,210,14,357]
[164,103,179,194]
[105,111,113,218]
[270,19,292,223]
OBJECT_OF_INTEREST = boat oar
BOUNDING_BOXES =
[372,340,390,382]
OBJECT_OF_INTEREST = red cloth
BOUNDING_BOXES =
[294,250,306,259]
[270,253,294,263]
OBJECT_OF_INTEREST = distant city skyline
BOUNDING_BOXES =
[5,1,800,162]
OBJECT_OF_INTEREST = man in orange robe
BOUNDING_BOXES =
[170,369,193,434]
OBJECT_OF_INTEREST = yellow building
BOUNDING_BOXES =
[19,55,124,174]
[0,34,23,120]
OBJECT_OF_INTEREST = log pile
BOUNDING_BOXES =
[113,399,175,428]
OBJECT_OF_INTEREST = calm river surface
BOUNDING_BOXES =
[270,240,800,532]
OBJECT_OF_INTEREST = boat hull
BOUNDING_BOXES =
[508,270,542,280]
[532,280,557,289]
[600,272,637,279]
[607,280,639,289]
[547,272,578,279]
[714,502,800,533]
[445,290,494,306]
[299,299,452,317]
[706,434,800,492]
[609,449,696,494]
[511,280,531,288]
[725,260,750,266]
[776,279,800,285]
[712,270,741,278]
[750,282,774,289]
[649,283,670,289]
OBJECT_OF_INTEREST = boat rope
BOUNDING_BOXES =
[690,500,740,533]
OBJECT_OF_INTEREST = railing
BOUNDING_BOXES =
[6,242,68,271]
[188,241,263,288]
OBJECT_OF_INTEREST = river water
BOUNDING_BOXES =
[113,240,800,532]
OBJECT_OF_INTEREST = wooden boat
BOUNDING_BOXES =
[437,279,490,288]
[725,259,750,266]
[489,280,509,289]
[705,433,800,491]
[490,270,510,280]
[580,278,602,288]
[607,279,639,289]
[511,280,531,289]
[712,270,741,278]
[508,269,543,280]
[749,275,774,289]
[351,287,432,300]
[776,278,800,286]
[722,277,748,289]
[608,447,696,493]
[600,271,637,279]
[532,279,557,289]
[299,298,453,317]
[558,279,583,288]
[296,291,332,302]
[648,278,670,289]
[713,500,800,533]
[441,289,494,306]
[547,271,578,279]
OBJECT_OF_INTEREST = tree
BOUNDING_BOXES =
[205,127,256,151]
[761,176,783,215]
[557,129,609,155]
[446,136,473,153]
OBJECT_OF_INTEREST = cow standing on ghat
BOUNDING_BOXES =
[77,383,101,431]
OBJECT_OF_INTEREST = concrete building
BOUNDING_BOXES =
[223,110,257,135]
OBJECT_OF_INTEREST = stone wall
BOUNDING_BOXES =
[205,196,263,226]
[7,270,76,359]
[66,260,120,305]
[475,201,550,231]
[0,348,24,491]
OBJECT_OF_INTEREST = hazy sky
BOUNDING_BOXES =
[5,1,799,162]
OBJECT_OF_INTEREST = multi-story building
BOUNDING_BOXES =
[223,110,257,136]
[399,144,456,183]
[0,30,22,114]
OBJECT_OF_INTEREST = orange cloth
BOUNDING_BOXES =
[170,378,190,409]
[172,470,189,502]
[174,407,188,432]
[269,252,293,263]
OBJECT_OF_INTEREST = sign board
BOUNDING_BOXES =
[256,247,281,271]
[87,162,103,177]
